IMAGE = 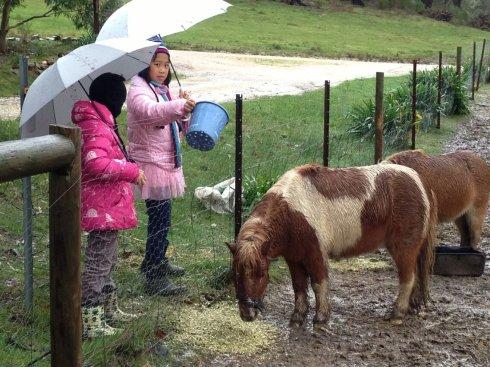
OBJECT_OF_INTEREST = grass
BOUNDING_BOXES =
[166,0,489,62]
[9,0,82,37]
[0,75,479,366]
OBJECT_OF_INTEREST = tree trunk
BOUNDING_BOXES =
[421,0,433,8]
[452,0,462,7]
[93,0,100,35]
[0,0,13,53]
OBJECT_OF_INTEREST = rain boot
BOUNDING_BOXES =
[159,258,185,276]
[103,291,139,324]
[82,305,120,339]
[145,275,187,296]
[141,258,185,277]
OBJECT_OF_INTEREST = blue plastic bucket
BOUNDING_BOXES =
[186,101,229,151]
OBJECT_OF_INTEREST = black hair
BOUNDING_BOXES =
[89,72,126,118]
[138,53,172,86]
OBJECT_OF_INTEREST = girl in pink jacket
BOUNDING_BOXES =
[72,73,146,339]
[126,46,195,296]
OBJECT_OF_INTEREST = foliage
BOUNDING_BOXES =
[62,0,124,31]
[243,174,279,209]
[347,64,471,146]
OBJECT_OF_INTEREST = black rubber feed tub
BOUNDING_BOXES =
[433,245,486,277]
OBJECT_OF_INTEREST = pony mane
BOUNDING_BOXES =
[235,217,269,273]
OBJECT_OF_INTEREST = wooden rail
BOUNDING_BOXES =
[0,125,82,367]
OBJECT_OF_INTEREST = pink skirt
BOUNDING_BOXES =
[134,162,186,200]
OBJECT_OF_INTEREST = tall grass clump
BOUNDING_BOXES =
[347,63,471,147]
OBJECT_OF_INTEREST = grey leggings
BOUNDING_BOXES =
[81,230,118,307]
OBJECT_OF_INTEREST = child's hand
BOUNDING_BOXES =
[184,98,195,113]
[179,89,190,99]
[135,169,147,186]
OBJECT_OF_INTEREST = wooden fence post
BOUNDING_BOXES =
[471,41,476,100]
[374,72,384,163]
[49,125,82,367]
[411,60,417,150]
[323,80,330,167]
[456,46,462,78]
[476,38,486,92]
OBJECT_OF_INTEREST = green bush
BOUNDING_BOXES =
[243,174,279,210]
[347,64,471,147]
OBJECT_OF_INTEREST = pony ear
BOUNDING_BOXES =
[226,241,237,254]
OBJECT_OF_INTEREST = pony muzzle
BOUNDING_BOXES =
[238,298,265,321]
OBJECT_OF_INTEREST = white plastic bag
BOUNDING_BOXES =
[194,177,235,214]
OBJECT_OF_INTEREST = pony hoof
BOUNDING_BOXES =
[289,320,303,328]
[289,312,306,327]
[390,317,404,326]
[313,323,328,332]
[313,314,329,330]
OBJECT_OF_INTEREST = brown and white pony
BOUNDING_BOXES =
[386,150,490,249]
[228,163,437,328]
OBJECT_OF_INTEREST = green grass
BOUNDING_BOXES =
[9,0,81,37]
[166,0,489,62]
[0,75,478,365]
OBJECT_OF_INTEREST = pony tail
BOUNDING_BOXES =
[411,189,437,310]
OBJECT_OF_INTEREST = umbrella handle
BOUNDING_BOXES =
[169,59,182,90]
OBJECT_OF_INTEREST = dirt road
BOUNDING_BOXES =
[0,50,433,121]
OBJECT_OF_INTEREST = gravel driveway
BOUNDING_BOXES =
[0,50,433,121]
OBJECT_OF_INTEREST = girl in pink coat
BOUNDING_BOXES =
[126,46,195,296]
[72,73,146,338]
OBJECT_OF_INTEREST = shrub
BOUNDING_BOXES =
[347,64,470,146]
[243,174,278,209]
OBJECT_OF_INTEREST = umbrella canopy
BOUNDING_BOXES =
[96,0,231,42]
[20,38,159,138]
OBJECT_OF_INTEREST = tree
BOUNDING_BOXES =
[1,0,59,53]
[0,0,119,53]
[67,0,122,33]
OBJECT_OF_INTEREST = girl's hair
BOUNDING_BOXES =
[138,53,172,86]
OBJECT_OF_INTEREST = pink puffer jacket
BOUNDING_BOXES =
[71,100,139,231]
[126,76,188,200]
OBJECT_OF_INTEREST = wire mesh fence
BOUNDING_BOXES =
[0,41,489,366]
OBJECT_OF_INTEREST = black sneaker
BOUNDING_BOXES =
[145,276,187,296]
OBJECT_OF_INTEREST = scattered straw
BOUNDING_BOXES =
[173,303,278,355]
[330,257,391,272]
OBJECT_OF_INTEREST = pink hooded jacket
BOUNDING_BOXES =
[126,75,188,200]
[71,100,140,231]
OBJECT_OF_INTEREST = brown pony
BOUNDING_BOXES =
[386,150,490,249]
[228,163,437,328]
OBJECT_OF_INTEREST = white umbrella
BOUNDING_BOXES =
[96,0,232,42]
[20,38,159,138]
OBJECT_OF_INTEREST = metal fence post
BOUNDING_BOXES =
[437,51,442,129]
[19,55,34,312]
[234,94,243,240]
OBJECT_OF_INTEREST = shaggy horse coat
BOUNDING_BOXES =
[229,163,437,327]
[387,150,490,249]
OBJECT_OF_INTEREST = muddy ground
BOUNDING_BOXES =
[206,89,490,367]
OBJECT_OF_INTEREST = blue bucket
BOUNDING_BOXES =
[186,101,229,151]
